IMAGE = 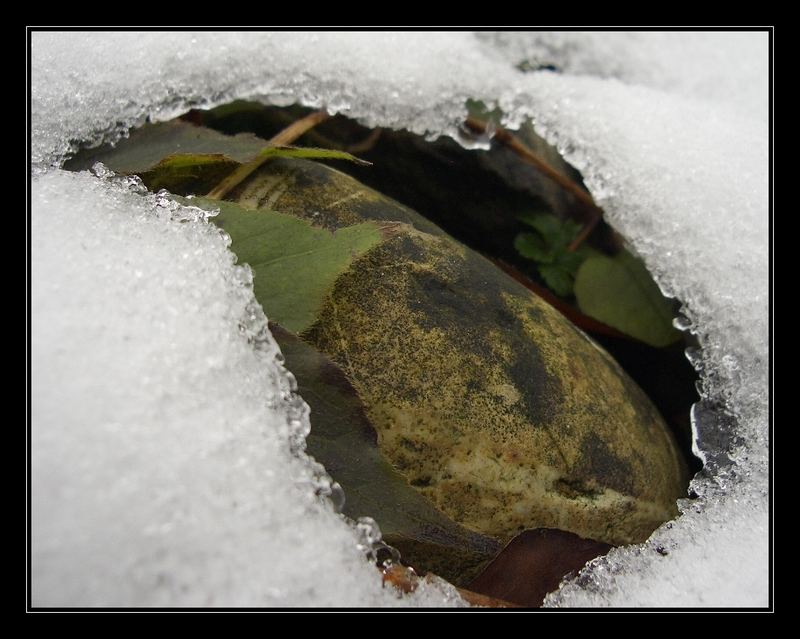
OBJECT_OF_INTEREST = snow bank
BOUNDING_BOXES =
[31,167,464,607]
[30,31,770,607]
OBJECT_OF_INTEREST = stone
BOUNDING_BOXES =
[230,157,689,548]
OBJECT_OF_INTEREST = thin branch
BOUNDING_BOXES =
[206,109,330,200]
[347,128,382,154]
[567,208,601,252]
[491,258,628,339]
[269,109,330,146]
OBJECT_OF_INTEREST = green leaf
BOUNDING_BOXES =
[518,212,562,243]
[560,219,583,244]
[517,213,581,249]
[554,249,585,275]
[272,324,500,585]
[65,119,371,200]
[574,250,681,347]
[203,144,372,200]
[63,120,267,174]
[514,232,553,263]
[256,145,372,166]
[538,264,575,297]
[516,213,589,296]
[187,196,384,334]
[137,149,370,199]
[138,153,239,194]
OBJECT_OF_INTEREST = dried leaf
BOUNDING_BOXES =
[467,528,613,607]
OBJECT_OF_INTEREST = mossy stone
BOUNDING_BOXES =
[233,158,688,548]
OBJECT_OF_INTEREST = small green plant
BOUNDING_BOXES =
[514,212,590,297]
[514,212,680,347]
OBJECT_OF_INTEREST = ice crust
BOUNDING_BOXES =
[30,32,770,607]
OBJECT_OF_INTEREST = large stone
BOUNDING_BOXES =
[231,158,688,548]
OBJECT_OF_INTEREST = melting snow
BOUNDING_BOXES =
[30,31,770,607]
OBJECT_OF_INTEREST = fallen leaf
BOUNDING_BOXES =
[64,120,266,173]
[467,528,613,607]
[574,250,681,347]
[138,153,239,194]
[190,196,384,335]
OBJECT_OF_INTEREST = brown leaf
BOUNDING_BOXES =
[467,528,613,608]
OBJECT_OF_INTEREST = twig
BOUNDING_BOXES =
[464,117,603,251]
[269,109,330,146]
[206,109,330,200]
[567,208,601,252]
[491,258,628,339]
[347,128,382,154]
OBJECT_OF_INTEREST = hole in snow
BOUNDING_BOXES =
[171,99,702,474]
[63,98,703,603]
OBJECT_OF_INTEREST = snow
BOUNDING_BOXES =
[30,31,770,607]
[476,32,768,121]
[31,167,465,607]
